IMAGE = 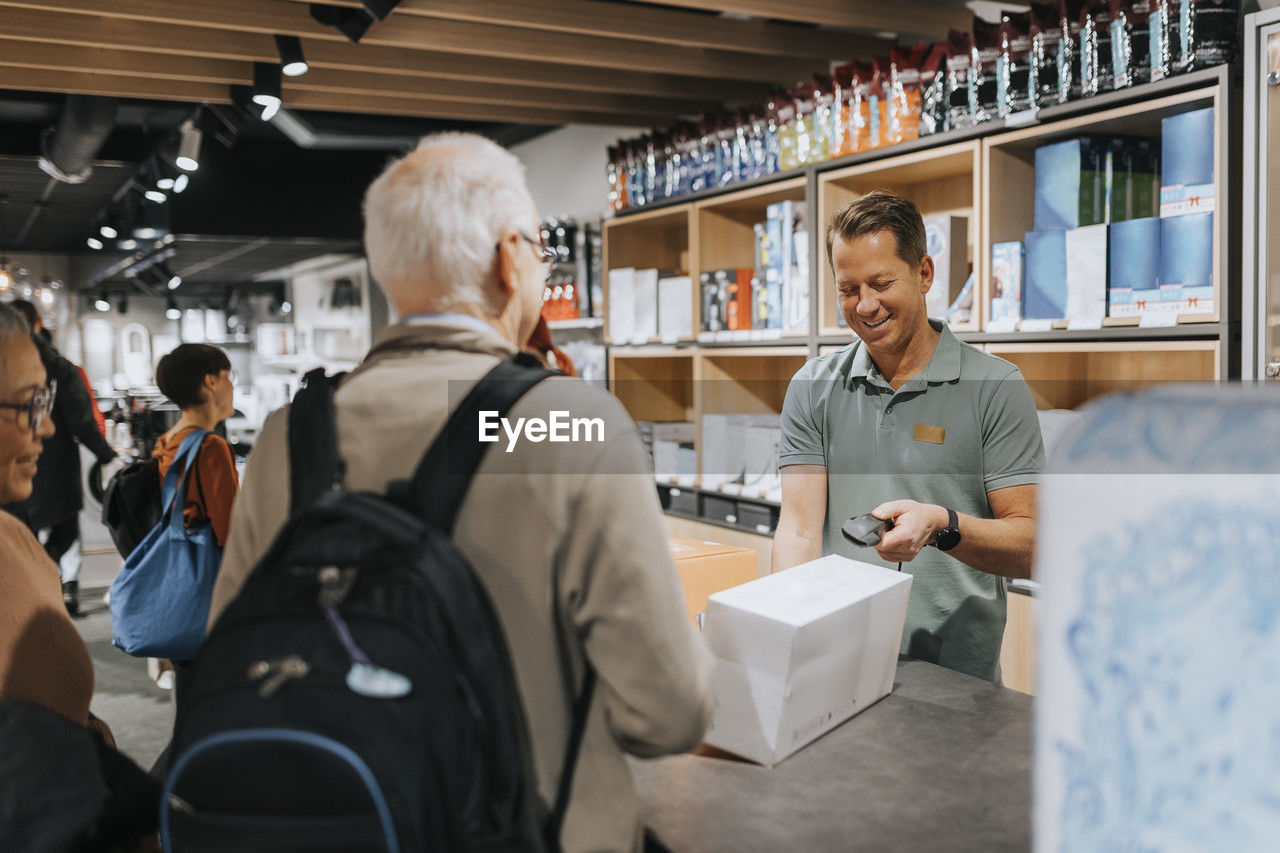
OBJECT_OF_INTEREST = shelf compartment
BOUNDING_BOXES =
[603,206,690,344]
[985,339,1220,409]
[696,348,809,417]
[817,140,982,336]
[982,85,1224,331]
[608,349,695,424]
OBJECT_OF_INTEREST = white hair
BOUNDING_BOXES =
[0,303,28,345]
[363,131,536,314]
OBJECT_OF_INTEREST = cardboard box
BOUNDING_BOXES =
[668,537,757,626]
[1108,217,1160,314]
[632,268,660,344]
[1024,230,1069,320]
[607,267,635,343]
[924,214,970,320]
[988,240,1024,328]
[726,268,754,331]
[1160,107,1215,217]
[700,270,727,332]
[703,555,912,766]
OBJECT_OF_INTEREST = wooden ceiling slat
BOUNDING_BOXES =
[272,0,889,59]
[636,0,973,38]
[0,0,825,82]
[0,66,665,126]
[0,38,715,118]
[0,7,774,101]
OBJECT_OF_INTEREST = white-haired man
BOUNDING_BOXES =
[209,133,714,851]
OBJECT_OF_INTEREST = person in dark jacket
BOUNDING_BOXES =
[4,300,116,615]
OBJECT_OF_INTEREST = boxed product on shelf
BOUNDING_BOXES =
[1176,0,1242,70]
[727,269,754,331]
[1157,211,1214,310]
[700,269,728,332]
[924,214,970,319]
[1065,223,1109,325]
[701,268,753,332]
[989,241,1025,328]
[998,11,1033,116]
[669,538,758,628]
[1029,1,1067,108]
[1109,0,1153,89]
[701,413,781,494]
[1109,137,1160,222]
[641,421,697,480]
[1034,136,1108,230]
[786,223,810,333]
[657,275,693,341]
[1024,229,1069,320]
[1107,216,1161,314]
[607,267,636,342]
[702,554,913,766]
[632,268,660,344]
[1160,107,1215,217]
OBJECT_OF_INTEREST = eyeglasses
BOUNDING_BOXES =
[496,232,557,281]
[0,380,57,433]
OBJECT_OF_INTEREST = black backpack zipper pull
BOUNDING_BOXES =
[248,655,310,698]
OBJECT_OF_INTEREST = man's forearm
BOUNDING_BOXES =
[947,514,1036,579]
[770,525,823,573]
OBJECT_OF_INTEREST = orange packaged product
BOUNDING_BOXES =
[868,59,892,149]
[889,43,928,145]
[852,63,874,153]
[831,63,857,157]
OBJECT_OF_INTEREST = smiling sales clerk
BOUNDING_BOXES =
[772,191,1044,682]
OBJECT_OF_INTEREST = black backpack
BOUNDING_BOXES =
[98,457,162,558]
[162,356,595,852]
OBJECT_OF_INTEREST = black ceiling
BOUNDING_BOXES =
[0,89,553,284]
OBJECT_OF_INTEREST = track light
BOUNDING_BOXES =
[160,263,182,289]
[87,236,103,250]
[157,177,174,190]
[252,63,282,112]
[94,294,111,312]
[276,35,308,76]
[176,121,201,172]
[172,174,189,194]
[119,238,137,250]
[280,300,292,315]
[310,4,374,43]
[359,0,401,21]
[166,296,181,320]
[100,224,117,238]
[144,188,167,204]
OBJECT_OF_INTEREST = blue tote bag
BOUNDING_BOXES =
[110,429,222,660]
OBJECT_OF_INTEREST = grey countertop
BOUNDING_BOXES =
[628,659,1033,853]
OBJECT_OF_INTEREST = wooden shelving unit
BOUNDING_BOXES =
[603,66,1240,550]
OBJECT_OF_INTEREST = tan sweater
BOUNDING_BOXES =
[211,319,714,853]
[0,510,94,725]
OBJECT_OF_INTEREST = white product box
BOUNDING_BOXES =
[607,267,635,344]
[703,555,912,766]
[631,268,660,344]
[924,214,970,320]
[1064,224,1108,326]
[657,274,693,341]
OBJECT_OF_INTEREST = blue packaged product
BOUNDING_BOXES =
[1024,230,1069,319]
[1158,212,1213,289]
[1160,107,1215,216]
[1109,217,1161,291]
[1034,136,1107,230]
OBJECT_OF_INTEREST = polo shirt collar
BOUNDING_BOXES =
[847,319,962,389]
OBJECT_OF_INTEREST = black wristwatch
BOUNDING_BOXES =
[933,508,961,551]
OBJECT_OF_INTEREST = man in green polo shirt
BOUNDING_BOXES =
[773,191,1043,682]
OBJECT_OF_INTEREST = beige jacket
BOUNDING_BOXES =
[210,319,714,852]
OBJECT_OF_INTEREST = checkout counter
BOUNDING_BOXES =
[630,660,1032,852]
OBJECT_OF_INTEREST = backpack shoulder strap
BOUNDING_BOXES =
[400,353,555,533]
[287,368,346,514]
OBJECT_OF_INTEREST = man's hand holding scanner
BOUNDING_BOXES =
[869,500,948,563]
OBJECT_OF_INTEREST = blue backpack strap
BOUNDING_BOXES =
[163,429,209,540]
[287,368,346,514]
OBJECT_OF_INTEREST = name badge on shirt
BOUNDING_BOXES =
[913,423,946,444]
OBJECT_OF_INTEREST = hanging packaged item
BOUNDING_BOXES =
[1148,0,1180,80]
[1055,0,1089,101]
[998,13,1034,116]
[972,18,1002,123]
[776,95,799,171]
[889,44,927,144]
[812,74,836,162]
[733,110,752,181]
[764,91,782,175]
[919,43,949,136]
[947,30,979,128]
[1080,0,1115,97]
[869,59,892,148]
[625,140,644,208]
[831,63,858,156]
[852,63,875,152]
[1110,0,1153,87]
[1177,0,1240,70]
[746,111,768,180]
[716,118,737,187]
[606,145,625,212]
[792,83,818,165]
[1030,2,1065,107]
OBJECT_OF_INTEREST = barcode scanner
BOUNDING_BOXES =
[841,513,893,547]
